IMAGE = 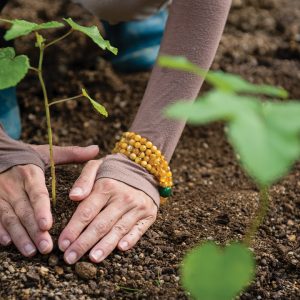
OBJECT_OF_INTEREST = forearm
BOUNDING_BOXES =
[0,126,44,174]
[131,0,232,161]
[97,0,231,205]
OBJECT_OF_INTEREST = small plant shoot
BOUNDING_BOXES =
[0,18,117,206]
[159,55,300,299]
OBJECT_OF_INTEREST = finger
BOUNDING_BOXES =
[0,222,11,246]
[89,209,144,263]
[0,199,36,257]
[30,145,100,165]
[23,166,52,231]
[63,202,133,265]
[58,191,109,252]
[69,159,103,201]
[118,215,156,251]
[8,191,53,254]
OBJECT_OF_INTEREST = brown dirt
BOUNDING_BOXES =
[0,0,299,299]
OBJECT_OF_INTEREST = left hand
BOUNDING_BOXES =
[58,159,158,264]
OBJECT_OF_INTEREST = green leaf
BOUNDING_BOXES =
[63,18,118,55]
[158,55,206,77]
[182,242,255,300]
[206,71,288,98]
[3,19,64,41]
[0,47,29,89]
[159,55,288,98]
[82,88,108,117]
[166,91,300,186]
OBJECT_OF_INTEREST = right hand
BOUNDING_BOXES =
[0,144,99,257]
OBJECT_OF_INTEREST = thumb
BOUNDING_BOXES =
[30,144,100,165]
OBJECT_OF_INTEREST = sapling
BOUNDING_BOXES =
[159,55,300,300]
[0,18,118,206]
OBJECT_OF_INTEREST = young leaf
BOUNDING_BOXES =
[0,47,29,89]
[182,242,255,300]
[63,18,118,55]
[159,55,288,98]
[3,19,64,41]
[166,91,300,186]
[82,88,108,117]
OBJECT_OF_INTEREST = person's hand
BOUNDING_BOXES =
[0,144,99,257]
[58,159,158,264]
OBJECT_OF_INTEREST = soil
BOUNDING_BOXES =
[0,0,300,299]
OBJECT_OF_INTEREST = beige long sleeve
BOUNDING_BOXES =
[96,0,232,206]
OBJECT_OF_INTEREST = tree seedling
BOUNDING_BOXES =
[0,18,118,206]
[159,55,300,300]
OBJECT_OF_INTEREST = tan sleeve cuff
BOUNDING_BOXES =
[96,153,160,207]
[0,126,45,174]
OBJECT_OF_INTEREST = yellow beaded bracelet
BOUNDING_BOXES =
[112,132,173,200]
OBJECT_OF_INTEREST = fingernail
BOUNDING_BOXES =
[24,243,36,256]
[70,187,83,197]
[65,251,77,264]
[39,218,48,230]
[1,235,11,246]
[60,239,71,251]
[90,249,103,262]
[39,240,49,253]
[87,145,99,151]
[119,241,129,250]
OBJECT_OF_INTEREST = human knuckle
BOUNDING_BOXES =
[113,224,128,235]
[93,222,107,235]
[2,214,19,227]
[78,206,94,223]
[101,178,116,191]
[122,194,134,205]
[77,175,89,186]
[74,240,89,253]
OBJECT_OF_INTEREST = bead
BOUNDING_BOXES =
[159,186,172,198]
[135,157,141,164]
[144,156,150,162]
[140,145,147,152]
[167,171,172,177]
[120,149,126,154]
[140,138,147,144]
[141,161,147,167]
[146,164,152,171]
[133,148,140,155]
[127,145,133,151]
[121,142,127,149]
[130,153,137,160]
[146,141,153,148]
[129,139,135,146]
[134,134,142,142]
[151,145,157,152]
[146,149,152,156]
[155,150,162,156]
[139,152,145,158]
[134,142,141,148]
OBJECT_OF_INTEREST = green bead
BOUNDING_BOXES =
[159,186,172,198]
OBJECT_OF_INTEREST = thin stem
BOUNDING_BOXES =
[49,94,83,107]
[37,44,57,206]
[29,66,39,72]
[244,186,269,247]
[44,29,73,49]
[0,18,12,24]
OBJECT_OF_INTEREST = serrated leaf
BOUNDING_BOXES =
[4,19,64,41]
[64,18,118,55]
[82,88,108,117]
[166,91,300,186]
[159,55,288,98]
[0,47,29,89]
[182,242,255,300]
